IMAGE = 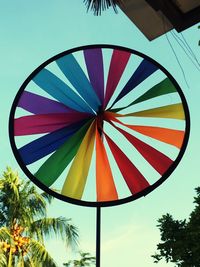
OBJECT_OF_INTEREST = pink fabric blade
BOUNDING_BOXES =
[15,112,93,136]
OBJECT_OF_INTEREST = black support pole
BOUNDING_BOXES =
[96,206,101,267]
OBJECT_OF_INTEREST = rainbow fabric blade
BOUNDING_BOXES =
[10,45,190,206]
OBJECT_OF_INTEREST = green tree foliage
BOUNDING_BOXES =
[152,187,200,267]
[83,0,122,15]
[63,251,96,267]
[0,167,79,267]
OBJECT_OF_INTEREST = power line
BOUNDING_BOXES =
[171,31,200,71]
[165,31,190,88]
[161,14,190,88]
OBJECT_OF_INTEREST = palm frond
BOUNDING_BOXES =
[17,251,25,267]
[24,255,36,267]
[27,192,47,218]
[28,239,57,267]
[7,182,50,227]
[19,185,47,221]
[63,251,96,267]
[65,221,79,249]
[29,217,79,248]
[63,262,71,267]
[84,0,123,15]
[0,167,20,200]
[0,248,7,267]
[40,191,54,205]
[0,211,7,227]
[79,251,96,264]
[0,227,11,240]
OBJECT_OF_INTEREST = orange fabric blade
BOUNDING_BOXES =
[126,125,185,149]
[96,127,118,201]
[104,112,185,148]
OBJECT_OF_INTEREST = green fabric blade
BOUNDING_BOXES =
[131,78,177,105]
[35,120,92,187]
[111,78,177,113]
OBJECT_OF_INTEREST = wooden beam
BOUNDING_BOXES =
[145,0,200,31]
[180,7,200,31]
[119,0,173,40]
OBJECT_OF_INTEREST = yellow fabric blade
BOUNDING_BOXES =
[122,103,185,120]
[61,122,96,199]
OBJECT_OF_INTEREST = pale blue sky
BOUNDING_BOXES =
[0,1,200,266]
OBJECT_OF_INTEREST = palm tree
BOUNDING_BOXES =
[83,0,123,15]
[63,251,95,267]
[0,167,79,267]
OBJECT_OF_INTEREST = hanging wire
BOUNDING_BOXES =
[171,31,200,71]
[161,14,190,88]
[165,31,190,88]
[84,0,123,15]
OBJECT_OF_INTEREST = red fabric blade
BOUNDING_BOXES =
[104,133,150,195]
[110,122,173,175]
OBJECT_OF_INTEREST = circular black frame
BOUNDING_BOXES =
[9,44,190,208]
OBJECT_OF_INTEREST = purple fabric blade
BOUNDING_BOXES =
[84,48,104,104]
[18,91,74,114]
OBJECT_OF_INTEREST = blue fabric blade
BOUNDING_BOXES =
[33,69,94,114]
[18,120,87,165]
[111,59,159,107]
[56,54,101,112]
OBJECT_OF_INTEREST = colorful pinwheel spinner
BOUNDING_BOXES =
[10,46,189,205]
